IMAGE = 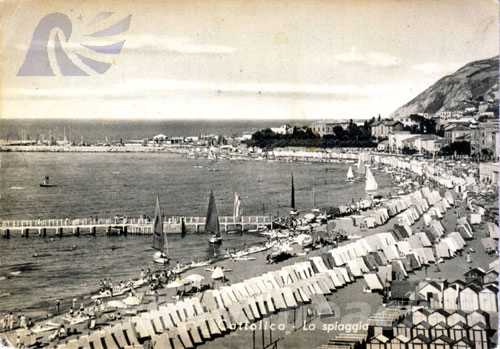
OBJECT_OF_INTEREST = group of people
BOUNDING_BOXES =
[0,312,33,332]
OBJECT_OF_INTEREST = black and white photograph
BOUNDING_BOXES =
[0,1,499,348]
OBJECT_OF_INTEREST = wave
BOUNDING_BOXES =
[10,186,25,190]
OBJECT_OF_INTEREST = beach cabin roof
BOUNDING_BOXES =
[364,273,384,291]
[368,334,390,343]
[449,321,468,330]
[391,334,411,343]
[410,333,431,344]
[464,267,486,277]
[432,335,454,345]
[488,259,499,273]
[452,337,474,349]
[414,320,431,330]
[466,310,489,327]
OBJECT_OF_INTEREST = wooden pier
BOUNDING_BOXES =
[0,215,273,238]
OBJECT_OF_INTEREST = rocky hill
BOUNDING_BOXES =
[392,56,499,118]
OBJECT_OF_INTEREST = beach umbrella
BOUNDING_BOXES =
[166,279,185,289]
[184,274,205,283]
[107,300,127,309]
[211,267,224,280]
[123,295,141,306]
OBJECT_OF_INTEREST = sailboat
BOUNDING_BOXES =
[152,195,169,264]
[40,176,57,188]
[346,166,354,182]
[365,166,378,194]
[206,190,222,244]
[181,218,187,238]
[290,173,297,214]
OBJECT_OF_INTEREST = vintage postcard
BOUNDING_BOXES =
[0,1,498,348]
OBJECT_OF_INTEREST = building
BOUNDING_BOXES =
[270,124,293,135]
[471,120,499,160]
[444,125,472,143]
[372,120,404,140]
[388,132,414,153]
[478,162,499,186]
[310,120,341,136]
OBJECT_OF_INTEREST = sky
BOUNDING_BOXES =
[0,0,498,120]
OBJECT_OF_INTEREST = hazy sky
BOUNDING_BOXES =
[1,0,498,120]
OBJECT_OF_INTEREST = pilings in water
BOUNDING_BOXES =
[0,215,273,237]
[38,228,46,237]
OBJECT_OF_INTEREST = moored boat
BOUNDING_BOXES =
[40,176,57,188]
[206,190,222,244]
[152,195,169,265]
[346,166,354,182]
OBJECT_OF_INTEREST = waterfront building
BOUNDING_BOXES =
[372,120,404,140]
[444,125,472,143]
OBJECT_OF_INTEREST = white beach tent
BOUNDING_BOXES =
[470,214,482,225]
[325,269,345,288]
[448,232,466,249]
[396,241,413,256]
[346,260,363,277]
[382,244,400,261]
[363,273,384,292]
[478,286,498,312]
[329,248,345,267]
[423,248,436,263]
[377,265,392,285]
[459,286,480,312]
[309,256,329,273]
[333,267,353,283]
[408,235,425,249]
[487,222,499,239]
[435,241,452,259]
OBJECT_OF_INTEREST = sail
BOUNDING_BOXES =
[152,195,165,252]
[181,218,186,238]
[347,166,354,180]
[291,174,295,209]
[205,190,220,236]
[233,192,241,217]
[365,167,378,192]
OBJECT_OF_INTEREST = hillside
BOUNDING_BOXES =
[392,56,499,118]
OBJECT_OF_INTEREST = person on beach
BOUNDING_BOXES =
[8,312,15,330]
[55,299,61,314]
[19,314,26,329]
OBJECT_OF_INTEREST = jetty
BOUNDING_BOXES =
[0,215,273,238]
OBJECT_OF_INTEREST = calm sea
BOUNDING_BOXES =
[0,120,392,316]
[0,118,308,143]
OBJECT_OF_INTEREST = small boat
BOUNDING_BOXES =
[267,242,294,263]
[346,166,354,182]
[152,195,169,265]
[190,259,211,268]
[208,235,223,244]
[40,176,57,187]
